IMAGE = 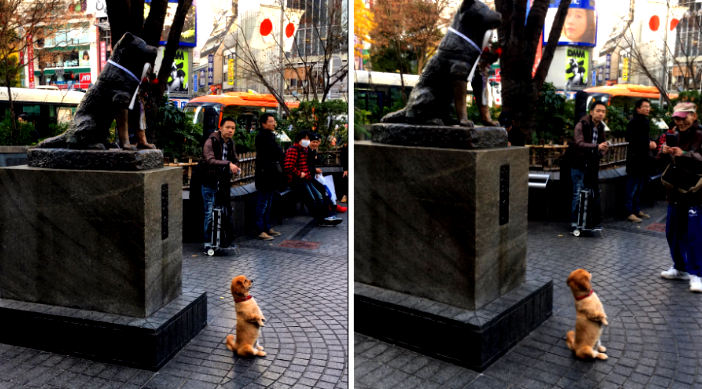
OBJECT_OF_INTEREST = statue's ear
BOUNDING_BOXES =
[460,0,476,11]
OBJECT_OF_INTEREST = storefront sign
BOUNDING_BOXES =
[622,56,629,81]
[27,35,35,88]
[193,74,198,92]
[228,59,234,85]
[605,54,611,81]
[207,55,213,86]
[100,41,107,70]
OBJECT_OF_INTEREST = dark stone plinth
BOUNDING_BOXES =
[372,123,507,149]
[355,141,529,310]
[28,148,164,171]
[355,281,553,371]
[0,291,207,370]
[0,166,182,317]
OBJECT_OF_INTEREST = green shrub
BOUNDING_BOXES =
[0,115,36,146]
[152,99,203,160]
[282,100,348,150]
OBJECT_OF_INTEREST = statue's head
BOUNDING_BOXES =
[110,32,158,79]
[452,0,501,44]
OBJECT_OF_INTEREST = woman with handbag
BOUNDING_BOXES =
[657,102,702,292]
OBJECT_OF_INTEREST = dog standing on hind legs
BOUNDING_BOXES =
[225,275,267,357]
[566,269,609,360]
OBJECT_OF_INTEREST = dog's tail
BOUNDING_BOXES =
[36,134,67,149]
[380,108,407,124]
[225,334,235,352]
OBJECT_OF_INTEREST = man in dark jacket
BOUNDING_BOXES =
[570,101,610,233]
[201,117,241,250]
[656,102,702,292]
[625,99,658,222]
[254,113,284,241]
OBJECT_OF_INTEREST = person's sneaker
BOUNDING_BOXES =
[267,229,281,237]
[637,211,651,219]
[661,267,691,280]
[627,214,642,223]
[336,205,347,213]
[256,232,274,241]
[341,195,347,203]
[691,276,702,292]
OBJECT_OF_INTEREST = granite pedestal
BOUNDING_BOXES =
[355,139,552,370]
[0,166,182,318]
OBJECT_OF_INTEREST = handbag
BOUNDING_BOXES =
[661,158,702,193]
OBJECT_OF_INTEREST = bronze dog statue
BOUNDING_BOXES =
[381,0,500,126]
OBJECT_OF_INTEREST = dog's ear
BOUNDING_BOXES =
[231,276,246,295]
[459,0,475,11]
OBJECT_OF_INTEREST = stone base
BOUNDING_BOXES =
[0,166,183,318]
[0,291,207,370]
[28,148,164,170]
[355,141,529,310]
[372,123,507,149]
[355,281,553,371]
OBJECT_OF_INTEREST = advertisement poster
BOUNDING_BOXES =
[565,47,589,88]
[166,50,189,93]
[228,59,234,85]
[544,0,597,47]
[144,0,196,47]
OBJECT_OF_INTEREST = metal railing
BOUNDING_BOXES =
[171,150,343,189]
[527,138,629,171]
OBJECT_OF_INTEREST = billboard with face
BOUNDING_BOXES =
[144,0,196,47]
[544,0,597,47]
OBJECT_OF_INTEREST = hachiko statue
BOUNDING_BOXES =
[37,33,157,150]
[381,0,500,126]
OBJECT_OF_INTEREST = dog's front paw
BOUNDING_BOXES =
[596,353,608,360]
[598,345,607,352]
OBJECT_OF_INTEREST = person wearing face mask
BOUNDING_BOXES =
[284,131,341,226]
[656,102,702,292]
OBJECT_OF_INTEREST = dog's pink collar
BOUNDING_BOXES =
[575,290,594,300]
[235,295,252,303]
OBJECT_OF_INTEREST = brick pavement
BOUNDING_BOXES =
[355,201,702,389]
[0,211,348,389]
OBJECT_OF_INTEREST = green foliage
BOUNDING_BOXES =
[282,99,348,149]
[0,55,21,87]
[647,103,669,138]
[369,46,417,75]
[355,108,372,138]
[369,98,405,123]
[152,99,203,160]
[234,128,256,154]
[532,83,574,143]
[222,105,244,119]
[604,106,628,138]
[0,114,35,145]
[47,121,69,138]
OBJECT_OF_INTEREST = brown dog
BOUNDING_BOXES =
[566,269,609,360]
[225,275,266,357]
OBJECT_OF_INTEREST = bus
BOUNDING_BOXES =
[183,92,300,139]
[354,70,475,119]
[0,88,85,138]
[584,84,678,116]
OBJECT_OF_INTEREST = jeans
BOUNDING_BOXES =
[625,176,645,215]
[571,167,602,228]
[202,185,217,245]
[294,180,333,221]
[666,205,702,277]
[311,179,337,213]
[255,190,274,234]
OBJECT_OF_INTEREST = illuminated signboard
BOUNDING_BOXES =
[144,0,196,47]
[544,0,597,47]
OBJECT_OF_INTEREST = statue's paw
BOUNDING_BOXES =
[121,144,138,151]
[86,143,107,150]
[459,119,474,127]
[37,135,67,149]
[136,143,156,150]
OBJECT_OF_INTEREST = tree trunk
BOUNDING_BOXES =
[156,0,194,96]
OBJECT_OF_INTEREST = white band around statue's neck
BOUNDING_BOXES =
[447,28,493,82]
[107,60,139,83]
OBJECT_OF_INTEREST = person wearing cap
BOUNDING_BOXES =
[656,102,702,292]
[498,111,524,146]
[624,99,658,223]
[569,101,610,234]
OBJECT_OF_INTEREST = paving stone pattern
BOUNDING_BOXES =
[355,201,702,389]
[0,212,348,389]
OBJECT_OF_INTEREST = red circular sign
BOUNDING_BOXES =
[649,15,660,32]
[260,19,273,36]
[285,23,295,38]
[671,18,680,31]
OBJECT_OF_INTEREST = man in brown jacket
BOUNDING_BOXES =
[657,102,702,292]
[201,117,241,250]
[570,101,609,233]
